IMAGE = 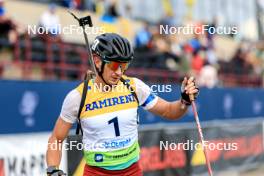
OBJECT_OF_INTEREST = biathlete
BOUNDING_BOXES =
[46,33,199,176]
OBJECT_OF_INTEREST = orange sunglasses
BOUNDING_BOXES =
[105,61,130,72]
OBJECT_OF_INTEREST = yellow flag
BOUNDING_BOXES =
[73,158,86,176]
[191,143,206,166]
[162,0,173,16]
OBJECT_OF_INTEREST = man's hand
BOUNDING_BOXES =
[181,76,199,105]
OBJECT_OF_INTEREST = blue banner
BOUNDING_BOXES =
[140,86,264,124]
[0,80,264,134]
[0,80,79,134]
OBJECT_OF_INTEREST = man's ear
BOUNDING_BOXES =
[93,54,101,70]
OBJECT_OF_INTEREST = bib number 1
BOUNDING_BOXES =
[108,117,120,136]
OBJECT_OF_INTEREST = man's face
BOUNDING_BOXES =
[94,55,129,85]
[103,61,123,85]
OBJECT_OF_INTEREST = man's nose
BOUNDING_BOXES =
[114,65,122,75]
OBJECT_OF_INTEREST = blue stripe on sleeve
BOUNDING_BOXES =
[141,93,155,107]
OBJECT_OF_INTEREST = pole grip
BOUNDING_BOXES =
[189,94,195,101]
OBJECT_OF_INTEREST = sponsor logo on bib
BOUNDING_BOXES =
[94,154,103,162]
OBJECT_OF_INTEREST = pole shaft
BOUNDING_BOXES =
[191,101,213,176]
[81,26,97,75]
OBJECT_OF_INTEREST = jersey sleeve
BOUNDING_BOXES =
[133,77,158,110]
[59,89,81,124]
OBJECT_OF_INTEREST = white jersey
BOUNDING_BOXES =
[60,76,158,167]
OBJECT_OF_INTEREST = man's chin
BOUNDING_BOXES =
[107,79,119,86]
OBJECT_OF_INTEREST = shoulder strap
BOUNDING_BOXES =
[120,77,139,103]
[75,79,88,135]
[76,71,95,135]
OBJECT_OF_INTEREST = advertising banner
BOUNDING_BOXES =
[0,132,67,176]
[191,122,264,174]
[67,120,264,176]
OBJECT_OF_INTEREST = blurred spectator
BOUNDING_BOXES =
[189,35,202,53]
[0,0,4,16]
[62,0,81,9]
[123,3,133,19]
[94,0,106,16]
[62,0,72,8]
[83,0,96,12]
[191,50,205,74]
[134,22,153,49]
[38,3,61,40]
[159,12,175,27]
[108,0,119,17]
[205,18,217,49]
[0,0,18,45]
[229,47,253,75]
[255,43,264,75]
[206,48,218,65]
[101,0,119,23]
[198,63,218,88]
[183,43,194,54]
[0,64,3,76]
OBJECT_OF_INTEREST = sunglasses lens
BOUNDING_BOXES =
[120,63,129,70]
[108,62,119,70]
[107,62,129,71]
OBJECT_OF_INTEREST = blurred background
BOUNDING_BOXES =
[0,0,264,175]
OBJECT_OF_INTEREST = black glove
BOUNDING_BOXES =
[46,166,66,176]
[181,77,199,105]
